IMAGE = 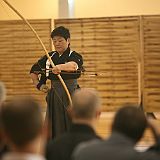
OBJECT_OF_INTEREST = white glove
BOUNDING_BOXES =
[40,84,49,93]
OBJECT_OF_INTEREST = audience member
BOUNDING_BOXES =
[45,88,102,160]
[0,96,46,160]
[73,105,160,160]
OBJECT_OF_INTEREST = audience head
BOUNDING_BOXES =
[0,96,43,148]
[71,88,101,121]
[112,105,147,143]
[0,81,6,106]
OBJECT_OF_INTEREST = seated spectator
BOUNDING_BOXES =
[45,88,102,160]
[73,105,160,160]
[0,96,46,160]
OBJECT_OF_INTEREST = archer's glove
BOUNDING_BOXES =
[39,84,49,93]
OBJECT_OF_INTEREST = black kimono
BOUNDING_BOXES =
[30,47,83,139]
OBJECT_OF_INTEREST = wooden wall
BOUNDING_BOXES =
[142,16,160,111]
[55,15,160,111]
[0,19,52,109]
[1,15,160,111]
[55,17,140,111]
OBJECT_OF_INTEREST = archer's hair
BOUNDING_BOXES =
[51,26,70,40]
[0,96,43,147]
[112,105,147,142]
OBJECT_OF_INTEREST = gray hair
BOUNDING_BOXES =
[0,81,6,104]
[72,88,101,119]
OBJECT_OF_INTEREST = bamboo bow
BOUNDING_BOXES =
[2,0,72,106]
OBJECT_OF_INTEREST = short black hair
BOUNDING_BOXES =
[112,105,147,143]
[51,26,70,40]
[0,96,43,147]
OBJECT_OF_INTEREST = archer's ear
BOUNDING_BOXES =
[67,38,70,44]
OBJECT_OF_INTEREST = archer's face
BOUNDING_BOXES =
[52,36,70,54]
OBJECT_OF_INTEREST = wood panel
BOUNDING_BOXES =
[1,15,160,112]
[143,15,160,111]
[55,17,140,111]
[0,19,52,109]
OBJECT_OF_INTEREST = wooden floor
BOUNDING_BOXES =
[95,112,160,151]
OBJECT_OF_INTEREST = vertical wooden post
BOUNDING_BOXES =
[139,16,145,108]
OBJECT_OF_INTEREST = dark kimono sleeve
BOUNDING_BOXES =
[30,62,41,74]
[30,56,48,86]
[67,52,84,79]
[70,52,83,68]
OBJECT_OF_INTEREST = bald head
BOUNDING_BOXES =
[72,88,101,120]
[0,81,6,105]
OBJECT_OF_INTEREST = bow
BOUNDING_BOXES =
[2,0,72,106]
